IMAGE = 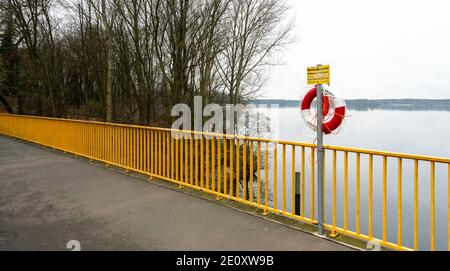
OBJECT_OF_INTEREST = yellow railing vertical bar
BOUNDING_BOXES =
[114,126,120,165]
[180,136,184,183]
[104,125,107,161]
[200,135,204,188]
[273,144,278,210]
[184,136,188,184]
[224,138,228,195]
[164,131,168,177]
[167,131,170,178]
[332,150,337,231]
[147,129,150,173]
[140,129,143,172]
[448,163,450,251]
[161,131,164,176]
[139,128,147,172]
[236,139,241,198]
[301,146,305,217]
[74,122,78,155]
[131,128,135,170]
[84,123,87,155]
[81,123,84,157]
[122,126,125,168]
[160,131,169,178]
[291,145,296,215]
[133,128,136,170]
[344,151,348,230]
[257,141,261,205]
[78,123,81,155]
[153,130,161,176]
[135,128,142,171]
[397,158,403,247]
[158,131,164,176]
[96,124,100,160]
[157,130,160,176]
[111,126,114,165]
[127,127,130,169]
[129,128,133,171]
[282,144,286,213]
[123,127,126,168]
[161,130,164,175]
[212,136,216,192]
[147,130,153,174]
[356,153,361,235]
[249,141,253,202]
[81,122,86,155]
[94,124,97,159]
[195,136,199,187]
[190,133,193,185]
[369,154,373,239]
[170,133,174,179]
[147,130,153,175]
[83,122,86,159]
[414,159,419,251]
[163,131,167,177]
[107,125,110,162]
[175,134,179,182]
[90,123,93,159]
[243,140,247,201]
[230,139,234,197]
[101,124,105,161]
[311,148,315,221]
[430,161,435,251]
[151,130,154,174]
[179,135,183,183]
[206,137,210,190]
[119,126,122,166]
[141,129,144,171]
[383,156,387,243]
[217,137,222,197]
[264,142,269,212]
[103,123,108,161]
[68,122,71,153]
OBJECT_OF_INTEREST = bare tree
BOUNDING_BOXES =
[217,0,292,105]
[1,0,292,126]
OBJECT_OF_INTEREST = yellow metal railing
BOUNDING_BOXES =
[0,113,449,251]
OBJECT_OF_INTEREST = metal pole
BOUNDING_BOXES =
[295,172,301,216]
[317,79,325,236]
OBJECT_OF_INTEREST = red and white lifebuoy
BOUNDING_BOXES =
[301,87,346,135]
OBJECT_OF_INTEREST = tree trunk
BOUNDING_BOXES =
[0,94,14,113]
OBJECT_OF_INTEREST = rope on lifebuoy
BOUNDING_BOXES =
[301,87,346,135]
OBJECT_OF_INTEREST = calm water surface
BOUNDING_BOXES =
[261,108,450,250]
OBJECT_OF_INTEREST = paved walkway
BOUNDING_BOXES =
[0,135,351,251]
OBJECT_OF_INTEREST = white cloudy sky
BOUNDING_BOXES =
[263,0,450,99]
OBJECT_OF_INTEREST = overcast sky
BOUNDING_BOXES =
[263,0,450,100]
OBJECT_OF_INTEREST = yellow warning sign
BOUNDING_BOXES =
[307,65,330,85]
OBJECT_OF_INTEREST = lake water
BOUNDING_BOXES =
[260,108,450,250]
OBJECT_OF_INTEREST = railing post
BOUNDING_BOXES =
[295,172,301,216]
[317,82,325,236]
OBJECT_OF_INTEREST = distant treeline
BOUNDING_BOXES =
[249,99,450,111]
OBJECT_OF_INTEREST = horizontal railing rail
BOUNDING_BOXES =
[0,113,448,251]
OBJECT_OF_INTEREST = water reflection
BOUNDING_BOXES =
[263,108,450,251]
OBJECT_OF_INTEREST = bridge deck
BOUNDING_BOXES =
[0,135,350,251]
